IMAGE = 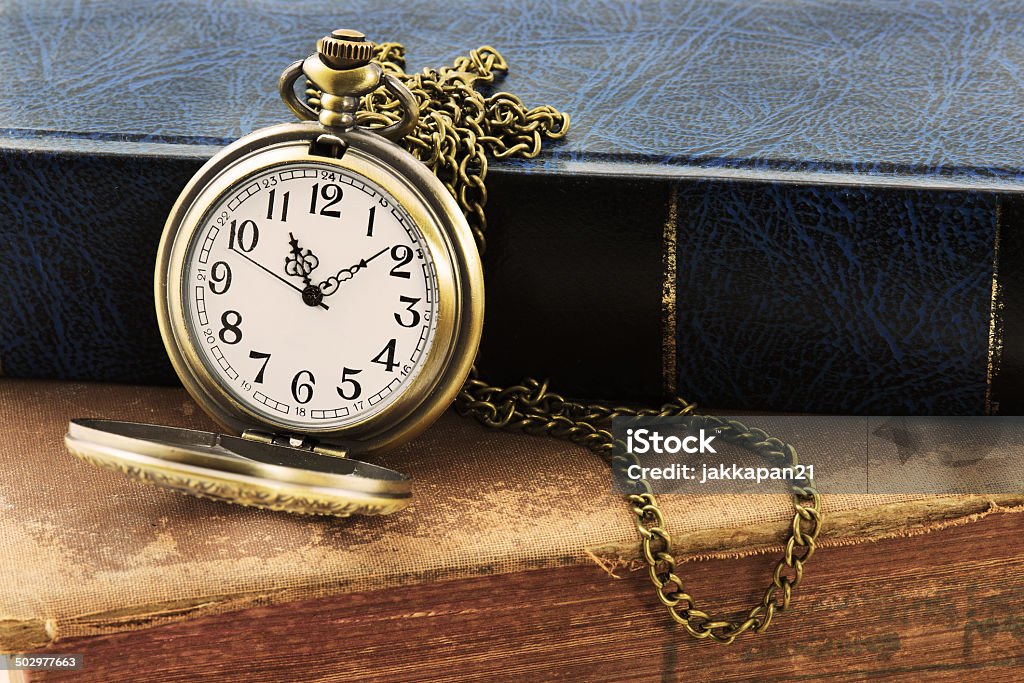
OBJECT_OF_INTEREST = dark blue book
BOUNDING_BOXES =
[1,0,1022,415]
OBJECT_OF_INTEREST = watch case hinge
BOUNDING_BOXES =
[241,429,348,458]
[309,133,348,159]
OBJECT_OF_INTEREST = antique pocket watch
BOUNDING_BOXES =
[65,30,483,517]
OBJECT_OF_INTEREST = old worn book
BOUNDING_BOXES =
[2,378,1023,680]
[3,0,1024,414]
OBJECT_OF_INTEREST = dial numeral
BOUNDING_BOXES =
[248,350,271,383]
[291,370,315,404]
[336,367,363,400]
[366,206,376,237]
[219,310,243,345]
[229,219,259,253]
[371,338,399,372]
[209,261,232,294]
[309,183,343,218]
[390,245,413,279]
[266,189,290,221]
[395,296,421,327]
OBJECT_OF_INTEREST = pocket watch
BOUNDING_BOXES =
[65,29,483,517]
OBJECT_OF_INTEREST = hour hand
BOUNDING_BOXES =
[228,244,329,310]
[319,247,388,297]
[285,232,320,287]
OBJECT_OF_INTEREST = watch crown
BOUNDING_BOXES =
[317,29,374,69]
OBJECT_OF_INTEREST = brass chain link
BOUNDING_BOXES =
[309,42,822,643]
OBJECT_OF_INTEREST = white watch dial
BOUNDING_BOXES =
[182,162,439,430]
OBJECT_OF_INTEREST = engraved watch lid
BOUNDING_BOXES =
[65,419,411,517]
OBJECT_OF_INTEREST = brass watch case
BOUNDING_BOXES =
[156,121,484,455]
[65,419,413,517]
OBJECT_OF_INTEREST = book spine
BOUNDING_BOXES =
[481,172,1008,415]
[0,140,1012,414]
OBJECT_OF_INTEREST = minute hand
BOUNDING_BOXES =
[318,247,389,296]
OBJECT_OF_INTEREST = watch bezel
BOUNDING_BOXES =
[156,121,483,454]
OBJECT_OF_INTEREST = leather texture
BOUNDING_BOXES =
[0,0,1020,413]
[3,0,1024,181]
[0,144,196,384]
[673,181,996,415]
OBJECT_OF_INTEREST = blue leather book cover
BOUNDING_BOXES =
[1,0,1022,415]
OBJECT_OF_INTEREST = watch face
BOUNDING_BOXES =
[182,162,439,430]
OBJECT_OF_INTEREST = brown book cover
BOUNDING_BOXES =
[2,379,1023,679]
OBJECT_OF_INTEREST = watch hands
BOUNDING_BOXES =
[318,246,389,297]
[283,233,329,308]
[285,232,320,286]
[229,245,330,310]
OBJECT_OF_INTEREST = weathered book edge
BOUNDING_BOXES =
[5,494,1022,653]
